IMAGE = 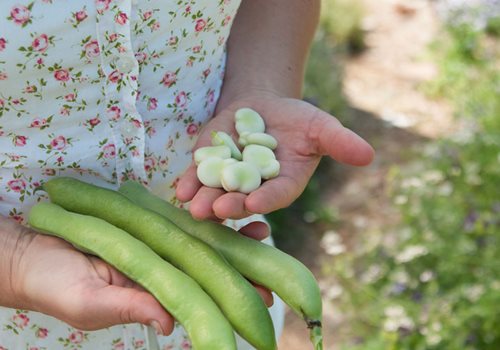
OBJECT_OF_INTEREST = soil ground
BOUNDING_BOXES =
[277,0,455,349]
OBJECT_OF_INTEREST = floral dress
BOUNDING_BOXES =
[0,1,284,348]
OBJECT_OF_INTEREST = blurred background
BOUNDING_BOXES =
[272,0,500,349]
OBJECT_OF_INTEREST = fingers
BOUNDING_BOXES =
[309,110,375,166]
[57,259,175,334]
[245,174,302,214]
[176,113,237,203]
[189,188,251,220]
[176,163,202,202]
[86,286,175,335]
[189,186,226,220]
[238,221,270,241]
[177,159,252,220]
[185,175,302,219]
[251,282,274,307]
[213,192,249,219]
[89,256,146,291]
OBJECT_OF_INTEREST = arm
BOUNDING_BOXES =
[176,0,374,219]
[217,0,321,106]
[0,217,33,309]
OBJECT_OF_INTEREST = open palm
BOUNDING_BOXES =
[176,96,374,220]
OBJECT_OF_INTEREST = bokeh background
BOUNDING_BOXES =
[272,0,500,349]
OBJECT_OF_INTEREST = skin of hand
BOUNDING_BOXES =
[0,217,273,335]
[176,95,375,220]
[176,0,374,220]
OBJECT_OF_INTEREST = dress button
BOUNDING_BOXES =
[114,55,136,74]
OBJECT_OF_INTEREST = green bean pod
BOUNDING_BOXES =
[43,177,276,350]
[28,202,236,350]
[119,181,324,350]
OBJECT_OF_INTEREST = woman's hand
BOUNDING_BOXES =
[12,228,174,335]
[176,95,375,220]
[2,217,274,334]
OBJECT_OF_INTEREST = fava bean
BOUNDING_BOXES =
[242,144,280,180]
[211,131,242,160]
[28,202,237,350]
[234,108,266,134]
[220,161,262,194]
[238,132,278,150]
[197,157,226,188]
[43,177,277,350]
[194,145,231,165]
[119,181,324,350]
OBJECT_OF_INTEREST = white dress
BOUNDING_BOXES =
[0,0,284,348]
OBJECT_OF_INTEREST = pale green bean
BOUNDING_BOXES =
[28,202,236,350]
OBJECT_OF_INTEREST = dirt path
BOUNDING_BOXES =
[343,0,455,139]
[278,1,455,349]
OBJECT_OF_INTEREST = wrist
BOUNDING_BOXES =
[0,218,37,309]
[215,83,286,115]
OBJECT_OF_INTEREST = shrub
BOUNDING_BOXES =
[330,12,500,350]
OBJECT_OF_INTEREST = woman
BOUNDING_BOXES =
[0,0,374,348]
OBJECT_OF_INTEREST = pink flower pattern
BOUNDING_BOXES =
[0,0,271,349]
[75,9,88,22]
[194,18,207,32]
[9,4,32,26]
[36,327,48,338]
[83,40,100,60]
[53,68,70,82]
[0,38,7,51]
[31,34,49,52]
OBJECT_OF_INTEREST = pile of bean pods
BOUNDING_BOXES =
[28,177,323,350]
[195,108,280,194]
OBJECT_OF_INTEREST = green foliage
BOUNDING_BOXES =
[268,0,365,248]
[330,20,500,350]
[268,160,339,254]
[303,36,346,115]
[302,0,365,116]
[486,16,500,36]
[320,0,366,53]
[302,0,366,116]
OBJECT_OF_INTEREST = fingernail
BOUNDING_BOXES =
[149,320,164,336]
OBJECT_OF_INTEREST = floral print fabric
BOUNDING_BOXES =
[0,0,239,213]
[0,0,284,349]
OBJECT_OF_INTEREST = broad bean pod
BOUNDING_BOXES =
[43,177,276,350]
[119,181,324,350]
[28,202,236,350]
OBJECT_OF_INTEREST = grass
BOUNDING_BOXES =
[329,16,500,350]
[272,2,500,349]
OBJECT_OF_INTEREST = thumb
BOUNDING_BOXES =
[309,110,375,166]
[89,285,174,335]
